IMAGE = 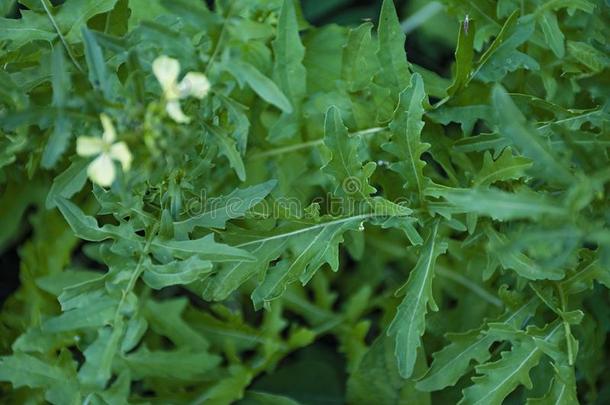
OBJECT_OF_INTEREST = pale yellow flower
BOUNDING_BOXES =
[152,55,211,124]
[76,114,132,187]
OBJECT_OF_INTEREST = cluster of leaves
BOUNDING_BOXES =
[0,0,609,403]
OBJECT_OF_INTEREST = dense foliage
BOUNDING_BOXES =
[1,0,609,403]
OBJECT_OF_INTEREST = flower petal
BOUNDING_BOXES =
[110,142,133,171]
[76,136,104,157]
[153,55,180,97]
[166,100,191,124]
[87,153,116,187]
[100,113,117,143]
[179,72,211,99]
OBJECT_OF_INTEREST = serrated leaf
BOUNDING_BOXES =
[474,12,539,83]
[122,346,221,380]
[268,0,306,142]
[453,133,510,155]
[42,295,117,332]
[250,215,366,309]
[383,73,429,204]
[173,180,276,236]
[206,123,246,181]
[322,105,377,200]
[78,325,123,388]
[342,22,379,92]
[55,197,139,243]
[417,298,539,392]
[143,298,209,349]
[428,105,493,136]
[538,11,564,58]
[0,0,117,50]
[45,160,88,209]
[0,352,80,404]
[151,233,255,262]
[142,255,213,289]
[527,364,578,404]
[567,41,610,72]
[492,85,573,184]
[427,186,567,221]
[473,148,532,187]
[388,220,447,378]
[201,239,286,302]
[460,323,563,405]
[273,0,306,104]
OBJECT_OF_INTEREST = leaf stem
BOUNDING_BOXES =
[40,0,84,73]
[205,2,236,74]
[436,266,503,307]
[556,284,575,365]
[112,223,158,325]
[248,126,387,160]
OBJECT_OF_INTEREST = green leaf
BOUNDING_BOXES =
[206,124,247,181]
[143,298,209,349]
[447,15,475,95]
[302,25,345,94]
[55,198,136,242]
[427,186,567,221]
[273,0,306,104]
[250,214,366,309]
[201,238,286,302]
[485,227,565,280]
[460,323,563,405]
[173,180,277,235]
[0,11,54,51]
[122,346,221,380]
[474,12,539,83]
[527,364,578,404]
[383,73,429,204]
[0,352,80,405]
[82,27,113,99]
[453,133,510,155]
[388,220,447,378]
[78,325,123,388]
[60,0,119,43]
[0,0,117,50]
[45,160,88,209]
[227,61,293,113]
[240,390,301,405]
[43,295,117,332]
[342,22,378,92]
[128,0,165,29]
[142,256,213,289]
[417,298,539,392]
[492,86,573,184]
[42,45,72,168]
[347,335,431,405]
[473,148,532,187]
[322,105,377,200]
[567,41,610,72]
[54,198,106,241]
[538,11,564,58]
[151,233,255,262]
[376,0,411,94]
[428,105,493,136]
[268,0,306,142]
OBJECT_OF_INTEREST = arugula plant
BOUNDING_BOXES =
[0,0,609,403]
